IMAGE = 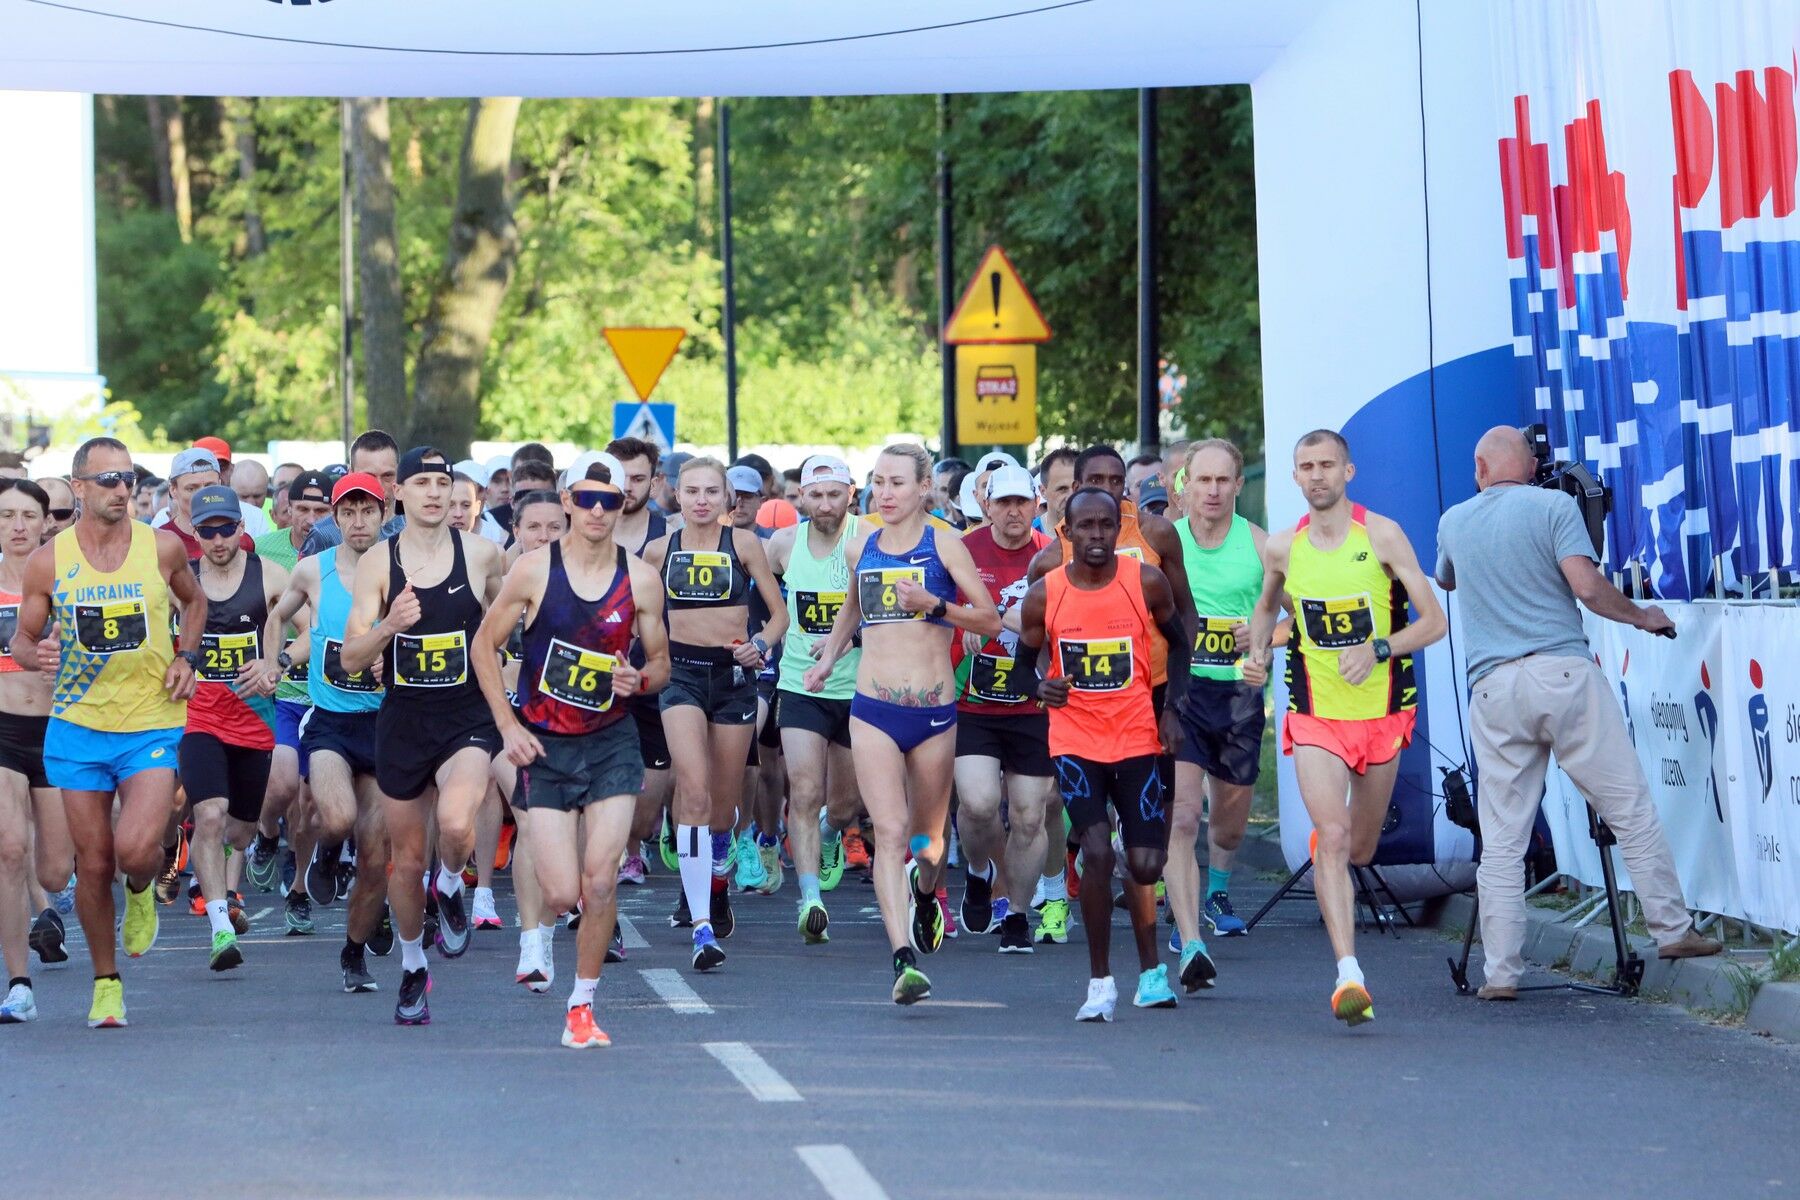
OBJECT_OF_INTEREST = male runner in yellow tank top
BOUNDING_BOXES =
[1248,429,1444,1028]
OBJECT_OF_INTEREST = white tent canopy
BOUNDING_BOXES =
[1,0,1323,96]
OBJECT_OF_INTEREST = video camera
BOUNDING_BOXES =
[1522,422,1611,558]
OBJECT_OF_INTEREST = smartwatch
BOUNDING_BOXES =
[1372,638,1392,663]
[177,649,201,670]
[278,650,294,672]
[928,597,949,621]
[751,636,770,659]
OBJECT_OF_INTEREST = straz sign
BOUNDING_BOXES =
[955,344,1037,444]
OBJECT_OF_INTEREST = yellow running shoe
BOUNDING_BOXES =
[87,977,127,1028]
[1331,980,1374,1027]
[122,883,160,958]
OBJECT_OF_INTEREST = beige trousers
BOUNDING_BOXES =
[1470,654,1692,987]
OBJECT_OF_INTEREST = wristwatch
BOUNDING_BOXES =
[928,597,949,621]
[277,650,294,672]
[177,649,201,670]
[1372,638,1392,663]
[750,636,770,659]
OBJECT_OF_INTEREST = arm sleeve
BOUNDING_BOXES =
[1549,493,1596,563]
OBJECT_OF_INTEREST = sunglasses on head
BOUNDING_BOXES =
[78,470,134,490]
[569,488,623,511]
[196,521,241,540]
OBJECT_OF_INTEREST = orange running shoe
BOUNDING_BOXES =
[173,825,190,874]
[561,1003,611,1049]
[844,830,871,869]
[495,823,515,873]
[1331,980,1374,1027]
[189,894,206,917]
[461,855,479,888]
[1309,829,1319,862]
[1065,847,1082,902]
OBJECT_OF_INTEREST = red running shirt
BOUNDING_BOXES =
[1042,554,1161,763]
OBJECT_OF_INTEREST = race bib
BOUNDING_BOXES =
[503,617,526,663]
[1060,638,1134,692]
[666,550,733,602]
[322,636,380,693]
[75,599,148,654]
[794,590,844,636]
[198,630,259,683]
[1299,594,1373,650]
[393,630,469,688]
[970,652,1028,704]
[1192,616,1243,669]
[539,637,616,713]
[859,567,924,624]
[1117,546,1145,562]
[0,604,16,660]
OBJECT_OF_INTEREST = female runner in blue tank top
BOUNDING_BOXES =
[805,443,999,1004]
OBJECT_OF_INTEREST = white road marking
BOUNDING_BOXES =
[705,1041,802,1102]
[639,968,712,1014]
[796,1145,890,1200]
[250,908,273,922]
[617,913,648,949]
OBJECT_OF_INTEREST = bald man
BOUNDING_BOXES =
[1435,426,1720,1000]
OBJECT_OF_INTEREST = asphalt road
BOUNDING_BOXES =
[5,862,1797,1200]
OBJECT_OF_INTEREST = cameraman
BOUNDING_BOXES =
[1435,427,1720,1000]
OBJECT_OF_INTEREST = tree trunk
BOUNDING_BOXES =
[219,97,266,257]
[409,97,522,455]
[351,97,408,439]
[146,96,175,215]
[694,97,715,241]
[165,96,194,243]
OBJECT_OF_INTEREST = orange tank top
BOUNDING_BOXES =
[1056,502,1167,685]
[1043,554,1161,762]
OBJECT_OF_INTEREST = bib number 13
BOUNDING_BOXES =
[1299,595,1373,649]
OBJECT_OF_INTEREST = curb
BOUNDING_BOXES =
[1441,891,1800,1039]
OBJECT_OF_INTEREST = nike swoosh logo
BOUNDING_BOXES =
[448,585,465,594]
[908,556,931,565]
[929,717,951,728]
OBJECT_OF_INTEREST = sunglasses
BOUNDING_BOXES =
[195,521,242,540]
[49,508,73,522]
[569,488,624,511]
[78,470,135,490]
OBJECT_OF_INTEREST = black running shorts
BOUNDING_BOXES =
[777,690,853,749]
[955,710,1052,778]
[178,731,273,824]
[0,710,50,789]
[517,719,644,812]
[1054,753,1169,851]
[376,697,501,802]
[1175,677,1265,786]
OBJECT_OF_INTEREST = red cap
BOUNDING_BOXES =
[331,471,385,507]
[756,498,799,529]
[194,436,232,463]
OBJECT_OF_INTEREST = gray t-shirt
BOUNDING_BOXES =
[1435,484,1596,684]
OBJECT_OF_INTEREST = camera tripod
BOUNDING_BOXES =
[1448,801,1645,997]
[1243,857,1416,936]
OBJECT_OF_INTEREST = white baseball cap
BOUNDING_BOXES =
[483,455,512,479]
[453,459,490,488]
[958,471,984,519]
[799,453,855,487]
[975,450,1022,474]
[561,450,626,491]
[985,463,1036,502]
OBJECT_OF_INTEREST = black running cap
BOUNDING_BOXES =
[397,446,452,483]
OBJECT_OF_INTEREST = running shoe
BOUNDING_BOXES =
[562,1003,611,1049]
[87,977,126,1028]
[960,868,996,935]
[757,839,784,895]
[1076,976,1117,1022]
[1034,898,1071,945]
[394,968,431,1025]
[341,942,378,993]
[227,891,249,935]
[658,816,679,873]
[1332,980,1375,1027]
[990,896,1010,931]
[606,927,627,964]
[336,858,357,901]
[432,881,470,958]
[1065,847,1082,901]
[618,853,647,886]
[494,822,515,872]
[305,843,340,907]
[1168,925,1183,955]
[907,863,944,955]
[819,827,846,892]
[208,929,244,973]
[937,888,958,939]
[188,893,206,917]
[279,847,297,893]
[1205,890,1248,937]
[368,905,395,957]
[565,903,582,932]
[710,883,735,939]
[53,879,75,915]
[0,982,37,1023]
[516,928,551,993]
[892,947,931,1005]
[734,832,767,891]
[471,887,502,931]
[460,856,479,888]
[692,924,726,971]
[998,912,1033,954]
[154,833,185,905]
[798,898,830,945]
[246,834,280,893]
[669,892,692,929]
[122,883,159,957]
[844,828,871,869]
[29,907,67,964]
[1179,941,1218,993]
[1133,964,1179,1009]
[284,892,314,936]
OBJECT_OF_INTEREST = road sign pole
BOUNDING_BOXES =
[339,97,356,460]
[1137,87,1160,456]
[937,93,957,462]
[720,100,739,462]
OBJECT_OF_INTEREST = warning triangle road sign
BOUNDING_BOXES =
[603,327,686,401]
[943,245,1053,345]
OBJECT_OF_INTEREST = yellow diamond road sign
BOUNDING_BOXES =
[956,344,1037,444]
[943,245,1052,345]
[603,327,686,402]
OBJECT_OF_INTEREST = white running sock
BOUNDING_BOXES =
[434,863,464,898]
[676,824,713,927]
[400,935,428,973]
[967,859,994,883]
[568,976,598,1011]
[1040,871,1068,902]
[205,899,231,936]
[1336,956,1365,987]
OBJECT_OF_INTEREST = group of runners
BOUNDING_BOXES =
[0,423,1445,1044]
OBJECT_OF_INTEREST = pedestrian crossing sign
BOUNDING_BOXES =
[612,402,676,454]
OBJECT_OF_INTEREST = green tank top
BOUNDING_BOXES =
[779,521,859,700]
[254,528,309,704]
[1176,513,1262,683]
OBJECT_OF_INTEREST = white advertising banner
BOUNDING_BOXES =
[1716,605,1800,931]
